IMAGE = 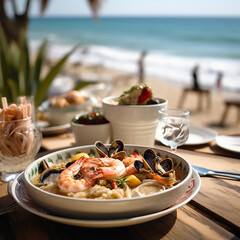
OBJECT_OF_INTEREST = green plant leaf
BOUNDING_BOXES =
[0,28,80,107]
[18,31,31,96]
[34,45,78,107]
[7,79,18,103]
[74,81,97,91]
[0,41,9,88]
[0,27,8,62]
[32,40,47,95]
[9,42,20,69]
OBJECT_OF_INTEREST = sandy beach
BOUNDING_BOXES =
[27,16,240,138]
[62,62,240,136]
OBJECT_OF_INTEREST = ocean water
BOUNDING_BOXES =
[28,17,240,92]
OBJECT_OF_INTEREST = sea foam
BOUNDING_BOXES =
[30,41,240,93]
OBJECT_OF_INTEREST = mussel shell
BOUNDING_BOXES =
[143,148,158,173]
[111,151,126,161]
[95,141,109,158]
[38,159,51,173]
[108,139,124,157]
[40,168,64,184]
[161,169,175,177]
[143,148,156,160]
[95,139,126,159]
[159,158,173,172]
[65,160,76,168]
[134,160,145,172]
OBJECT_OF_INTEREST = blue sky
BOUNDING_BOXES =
[11,0,240,17]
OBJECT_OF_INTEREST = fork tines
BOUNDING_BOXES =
[0,202,18,215]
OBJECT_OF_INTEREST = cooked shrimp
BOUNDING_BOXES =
[83,157,126,180]
[58,156,94,193]
[146,172,177,187]
[122,152,144,175]
[58,156,126,193]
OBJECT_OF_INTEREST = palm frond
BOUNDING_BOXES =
[87,0,103,21]
[74,81,97,91]
[0,29,79,106]
[32,40,47,95]
[40,0,50,15]
[35,45,79,107]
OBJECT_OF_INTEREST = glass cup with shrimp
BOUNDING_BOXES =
[0,97,42,182]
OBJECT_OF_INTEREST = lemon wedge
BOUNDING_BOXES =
[71,152,89,161]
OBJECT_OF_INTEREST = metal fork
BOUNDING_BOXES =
[192,165,240,180]
[0,202,18,216]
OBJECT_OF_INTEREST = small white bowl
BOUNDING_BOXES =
[102,96,168,146]
[39,91,93,126]
[71,117,111,146]
[24,145,192,220]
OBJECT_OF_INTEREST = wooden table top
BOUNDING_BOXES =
[1,133,240,240]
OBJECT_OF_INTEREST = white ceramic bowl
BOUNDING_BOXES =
[39,92,93,126]
[24,144,192,220]
[102,96,168,146]
[71,115,111,146]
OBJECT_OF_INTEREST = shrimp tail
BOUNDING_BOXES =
[124,165,138,176]
[147,173,172,187]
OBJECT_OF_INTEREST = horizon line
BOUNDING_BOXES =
[30,15,240,19]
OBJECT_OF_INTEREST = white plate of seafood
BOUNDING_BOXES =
[9,169,200,228]
[22,140,193,220]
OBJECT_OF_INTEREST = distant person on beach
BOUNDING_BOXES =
[216,71,223,91]
[81,46,89,55]
[192,64,200,90]
[138,51,147,84]
[73,46,89,68]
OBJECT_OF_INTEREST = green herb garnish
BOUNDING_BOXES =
[115,176,130,189]
[119,83,150,98]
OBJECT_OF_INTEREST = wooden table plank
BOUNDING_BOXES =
[168,148,240,229]
[0,199,236,240]
[41,132,75,150]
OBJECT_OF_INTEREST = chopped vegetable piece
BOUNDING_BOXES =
[125,175,142,188]
[71,152,89,161]
[111,181,117,189]
[72,112,108,125]
[138,87,152,104]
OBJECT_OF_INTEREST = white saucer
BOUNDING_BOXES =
[37,121,71,135]
[216,135,240,153]
[9,170,200,228]
[185,126,217,145]
[156,125,217,146]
